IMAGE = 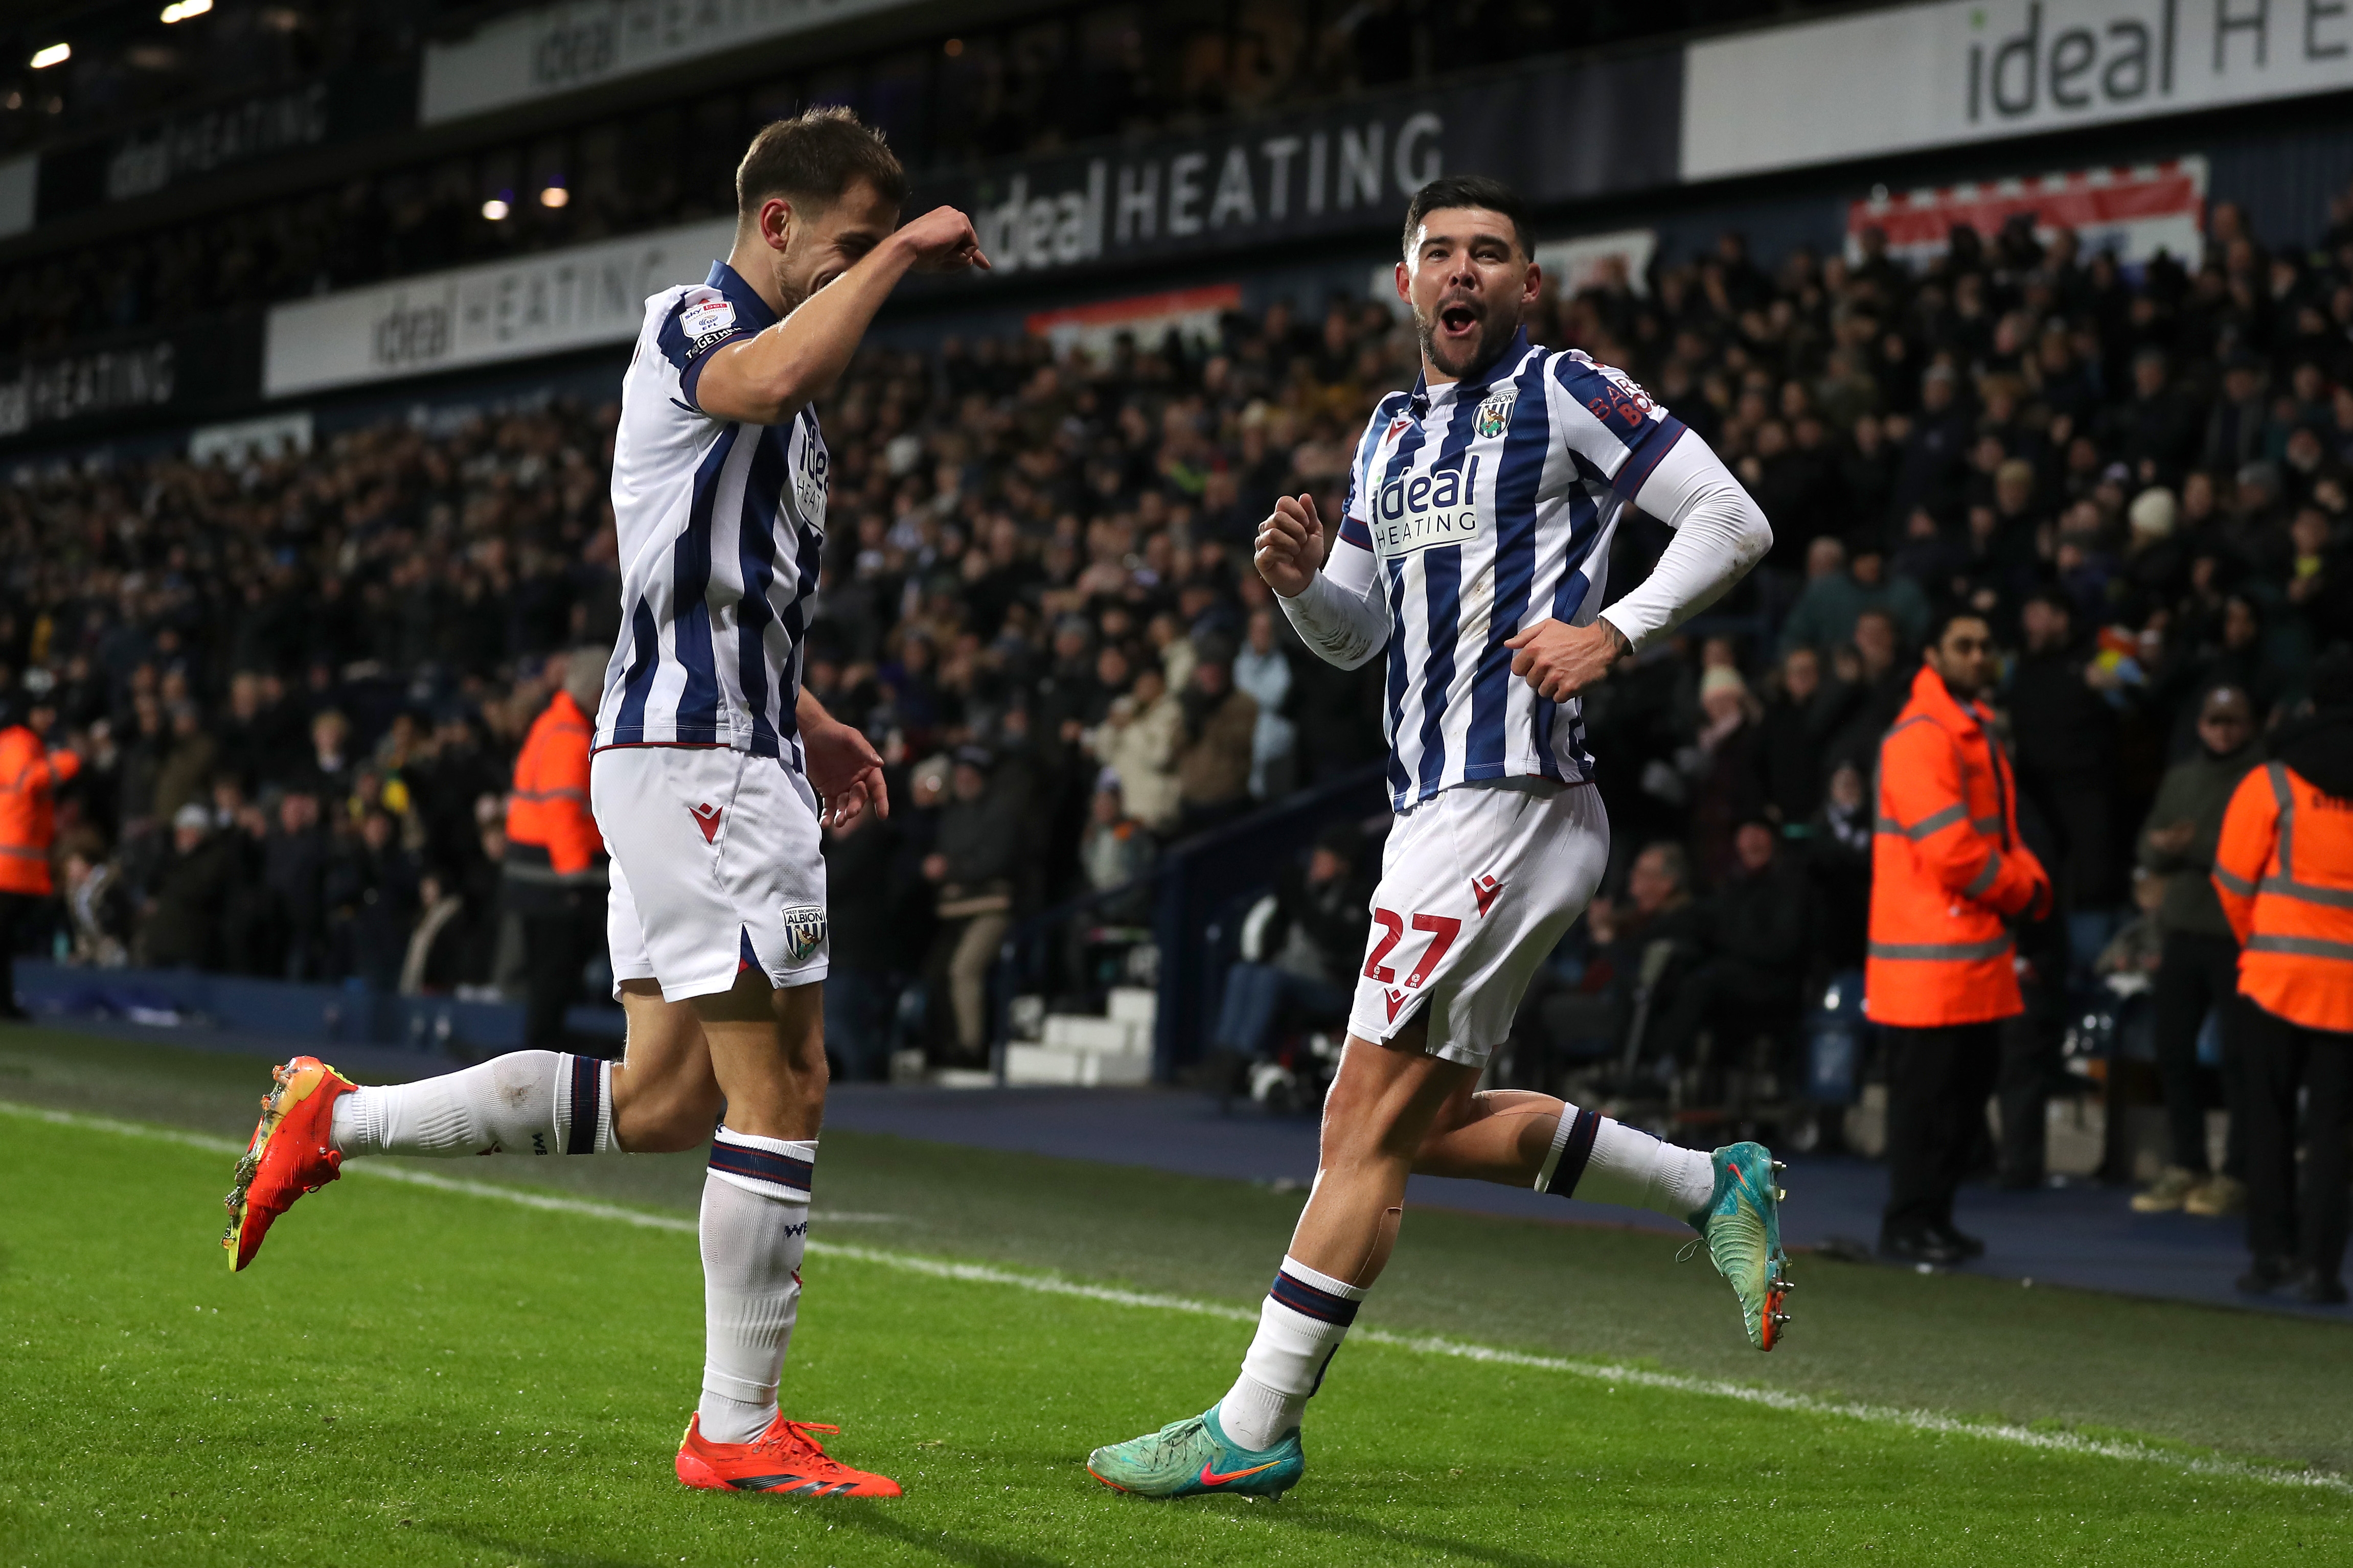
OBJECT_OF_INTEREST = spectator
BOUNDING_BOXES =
[1584,842,1711,1077]
[922,747,1024,1065]
[1209,823,1369,1060]
[140,802,242,970]
[1078,772,1156,913]
[1175,633,1259,836]
[1233,608,1296,800]
[1092,667,1183,835]
[60,836,131,969]
[2131,685,2260,1216]
[2008,591,2123,912]
[823,801,916,1081]
[1778,536,1928,657]
[264,789,331,981]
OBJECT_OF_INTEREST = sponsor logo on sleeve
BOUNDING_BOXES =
[680,294,738,352]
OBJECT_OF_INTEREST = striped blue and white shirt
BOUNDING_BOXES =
[1326,328,1688,811]
[595,261,827,767]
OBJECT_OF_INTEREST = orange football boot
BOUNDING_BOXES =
[674,1413,902,1497]
[222,1056,355,1271]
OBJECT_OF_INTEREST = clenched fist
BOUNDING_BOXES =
[1254,493,1328,598]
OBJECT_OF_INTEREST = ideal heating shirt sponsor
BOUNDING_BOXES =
[1368,453,1486,557]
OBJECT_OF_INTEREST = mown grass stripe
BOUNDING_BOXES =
[7,1097,2342,1496]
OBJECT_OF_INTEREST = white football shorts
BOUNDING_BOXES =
[1347,777,1609,1068]
[592,744,829,1001]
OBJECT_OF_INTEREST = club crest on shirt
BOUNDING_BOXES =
[1473,386,1517,439]
[780,904,828,962]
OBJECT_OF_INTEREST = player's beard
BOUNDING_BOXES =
[1415,296,1518,381]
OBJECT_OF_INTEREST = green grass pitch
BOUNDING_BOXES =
[2,1030,2351,1566]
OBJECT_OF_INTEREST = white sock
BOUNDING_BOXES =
[1219,1257,1364,1450]
[1539,1104,1715,1220]
[327,1052,618,1158]
[696,1128,816,1445]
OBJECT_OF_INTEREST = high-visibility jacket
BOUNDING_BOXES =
[504,691,603,883]
[2213,758,2353,1033]
[0,724,80,897]
[1865,664,2051,1028]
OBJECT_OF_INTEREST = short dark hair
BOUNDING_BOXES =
[736,105,908,224]
[1924,606,1992,651]
[1401,175,1531,260]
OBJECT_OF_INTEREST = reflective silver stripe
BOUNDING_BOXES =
[2258,875,2353,910]
[2245,933,2353,961]
[1962,853,2002,898]
[1875,802,1969,840]
[0,844,44,859]
[2268,762,2294,874]
[2213,866,2258,896]
[1972,815,2003,835]
[1868,936,2016,962]
[512,788,588,803]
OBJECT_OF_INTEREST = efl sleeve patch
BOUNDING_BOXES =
[678,294,738,351]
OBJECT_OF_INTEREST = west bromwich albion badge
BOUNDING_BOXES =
[1474,386,1517,439]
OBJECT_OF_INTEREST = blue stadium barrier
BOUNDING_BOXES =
[11,960,624,1055]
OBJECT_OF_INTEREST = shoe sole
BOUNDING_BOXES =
[221,1060,341,1271]
[677,1445,900,1497]
[1086,1465,1292,1501]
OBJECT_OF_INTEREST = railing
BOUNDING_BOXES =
[992,763,1391,1083]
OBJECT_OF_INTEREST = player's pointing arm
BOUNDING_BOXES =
[696,203,987,427]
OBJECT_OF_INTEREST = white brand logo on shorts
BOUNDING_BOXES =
[780,904,827,962]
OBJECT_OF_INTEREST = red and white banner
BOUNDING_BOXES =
[1026,283,1244,362]
[1846,156,2206,272]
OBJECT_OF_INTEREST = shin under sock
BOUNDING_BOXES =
[328,1051,618,1158]
[1219,1257,1365,1450]
[695,1128,816,1445]
[1536,1104,1715,1220]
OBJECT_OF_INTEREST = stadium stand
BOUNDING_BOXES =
[8,176,2353,1111]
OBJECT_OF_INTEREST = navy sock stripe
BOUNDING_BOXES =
[1268,1271,1360,1326]
[710,1140,814,1193]
[1544,1108,1603,1197]
[565,1055,600,1156]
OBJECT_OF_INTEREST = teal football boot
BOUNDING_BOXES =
[1086,1403,1305,1498]
[1690,1141,1792,1350]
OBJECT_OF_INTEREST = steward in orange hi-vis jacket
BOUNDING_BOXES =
[0,694,80,1019]
[2211,660,2353,1303]
[1867,613,2052,1268]
[2213,760,2353,1033]
[504,651,611,1053]
[1865,663,2051,1029]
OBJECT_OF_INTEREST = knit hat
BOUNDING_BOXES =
[2128,487,2177,539]
[1699,666,1748,701]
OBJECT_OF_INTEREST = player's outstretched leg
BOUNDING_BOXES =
[1410,1090,1792,1349]
[221,989,722,1272]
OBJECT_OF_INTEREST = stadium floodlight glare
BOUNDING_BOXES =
[160,0,214,21]
[539,185,568,209]
[30,43,70,68]
[481,197,511,221]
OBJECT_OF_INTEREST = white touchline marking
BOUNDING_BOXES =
[8,1098,2345,1495]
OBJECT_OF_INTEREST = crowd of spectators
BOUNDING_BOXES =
[7,188,2353,1104]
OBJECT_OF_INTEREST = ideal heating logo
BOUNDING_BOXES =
[1964,0,2352,125]
[1371,457,1482,557]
